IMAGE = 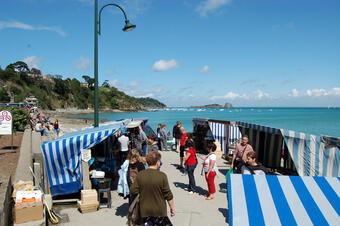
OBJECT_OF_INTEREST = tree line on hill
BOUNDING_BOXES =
[0,61,166,111]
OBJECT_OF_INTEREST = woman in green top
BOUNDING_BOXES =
[130,152,175,225]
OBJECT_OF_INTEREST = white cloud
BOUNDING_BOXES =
[196,0,232,17]
[305,87,340,97]
[74,57,91,70]
[152,59,178,72]
[254,90,270,99]
[0,20,66,36]
[128,81,140,88]
[290,89,299,97]
[109,79,119,87]
[200,65,209,73]
[210,92,244,100]
[153,87,163,93]
[306,89,327,97]
[23,56,42,69]
[329,87,340,96]
[137,93,154,98]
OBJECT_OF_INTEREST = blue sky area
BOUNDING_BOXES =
[0,0,339,107]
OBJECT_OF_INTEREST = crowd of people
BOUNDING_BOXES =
[29,108,60,138]
[116,121,269,226]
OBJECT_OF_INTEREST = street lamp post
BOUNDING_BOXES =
[94,0,136,127]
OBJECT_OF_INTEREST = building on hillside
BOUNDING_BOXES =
[80,82,88,87]
[25,96,39,107]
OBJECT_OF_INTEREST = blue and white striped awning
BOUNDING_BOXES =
[208,122,242,154]
[237,121,281,135]
[229,125,242,145]
[281,129,340,177]
[42,122,125,196]
[209,122,227,153]
[227,174,340,226]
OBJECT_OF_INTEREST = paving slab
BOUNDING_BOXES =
[57,150,230,226]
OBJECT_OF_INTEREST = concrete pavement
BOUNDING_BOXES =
[57,150,229,226]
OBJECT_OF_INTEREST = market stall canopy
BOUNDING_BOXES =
[227,174,339,226]
[192,118,242,154]
[41,122,126,196]
[125,120,144,128]
[281,129,340,177]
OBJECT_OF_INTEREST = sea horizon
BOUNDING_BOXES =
[73,107,340,138]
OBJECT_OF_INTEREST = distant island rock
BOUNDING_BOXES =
[191,103,233,109]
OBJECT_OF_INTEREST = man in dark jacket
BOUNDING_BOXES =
[172,121,182,152]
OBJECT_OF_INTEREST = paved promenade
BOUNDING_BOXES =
[58,150,229,226]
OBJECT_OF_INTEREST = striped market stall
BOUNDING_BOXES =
[41,122,127,196]
[193,118,242,154]
[281,129,340,177]
[227,174,340,226]
[236,121,292,170]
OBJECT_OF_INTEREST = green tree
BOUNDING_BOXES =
[6,61,30,73]
[82,75,95,90]
[102,80,110,88]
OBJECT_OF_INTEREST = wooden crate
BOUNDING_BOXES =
[77,200,99,213]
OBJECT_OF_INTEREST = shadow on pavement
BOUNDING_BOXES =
[115,202,129,217]
[219,168,228,176]
[173,182,207,196]
[218,208,229,223]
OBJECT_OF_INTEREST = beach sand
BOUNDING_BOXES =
[42,109,93,135]
[41,108,125,135]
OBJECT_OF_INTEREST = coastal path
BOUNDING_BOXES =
[57,150,229,226]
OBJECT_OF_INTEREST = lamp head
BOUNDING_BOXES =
[122,20,136,32]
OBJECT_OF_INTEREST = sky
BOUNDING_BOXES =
[0,0,339,107]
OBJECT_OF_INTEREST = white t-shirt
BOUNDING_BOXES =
[118,135,129,152]
[35,123,42,131]
[203,153,217,172]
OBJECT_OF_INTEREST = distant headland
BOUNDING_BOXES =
[191,103,233,109]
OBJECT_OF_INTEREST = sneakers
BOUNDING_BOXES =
[189,191,194,194]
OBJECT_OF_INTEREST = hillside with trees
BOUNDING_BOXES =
[0,61,166,111]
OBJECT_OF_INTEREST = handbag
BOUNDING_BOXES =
[233,145,248,173]
[143,216,173,226]
[127,194,142,226]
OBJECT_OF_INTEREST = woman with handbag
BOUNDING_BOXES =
[130,152,175,226]
[230,135,255,173]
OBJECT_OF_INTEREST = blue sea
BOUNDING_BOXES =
[75,107,340,138]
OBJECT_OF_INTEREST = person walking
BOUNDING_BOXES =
[183,139,197,194]
[177,127,187,169]
[53,119,60,138]
[118,132,130,165]
[156,123,162,150]
[148,135,159,152]
[203,143,218,200]
[130,152,175,225]
[230,135,254,173]
[160,124,168,151]
[138,126,148,156]
[127,149,145,204]
[172,121,182,152]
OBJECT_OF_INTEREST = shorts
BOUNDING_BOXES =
[180,146,185,157]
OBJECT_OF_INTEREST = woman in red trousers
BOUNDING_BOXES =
[202,143,217,200]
